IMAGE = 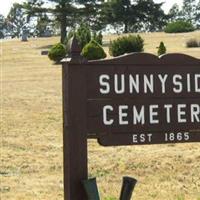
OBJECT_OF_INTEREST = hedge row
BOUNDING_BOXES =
[48,33,145,62]
[109,35,144,57]
[186,39,200,48]
[164,21,195,33]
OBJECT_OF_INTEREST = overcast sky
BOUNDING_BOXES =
[0,0,184,17]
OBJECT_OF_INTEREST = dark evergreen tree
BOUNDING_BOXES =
[35,14,52,37]
[0,15,5,30]
[168,3,181,22]
[195,0,200,28]
[157,41,166,56]
[0,14,5,38]
[22,0,102,43]
[22,0,76,43]
[102,0,135,33]
[181,0,196,23]
[6,3,28,37]
[77,0,105,31]
[134,0,168,32]
[102,0,167,33]
[76,23,91,49]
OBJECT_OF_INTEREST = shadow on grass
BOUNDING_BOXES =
[37,44,53,49]
[38,41,109,49]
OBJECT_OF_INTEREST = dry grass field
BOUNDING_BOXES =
[1,31,200,200]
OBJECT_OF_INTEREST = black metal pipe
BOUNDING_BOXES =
[119,176,137,200]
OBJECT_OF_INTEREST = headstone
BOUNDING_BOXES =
[21,29,28,42]
[42,29,52,37]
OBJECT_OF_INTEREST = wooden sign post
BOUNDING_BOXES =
[62,38,88,199]
[61,37,200,199]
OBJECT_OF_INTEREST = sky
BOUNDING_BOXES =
[0,0,184,17]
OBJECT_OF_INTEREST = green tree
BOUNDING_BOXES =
[6,3,28,37]
[35,14,52,37]
[102,0,135,33]
[102,0,167,33]
[181,0,196,23]
[157,41,166,56]
[76,0,105,31]
[22,0,76,43]
[64,24,91,49]
[75,23,91,49]
[133,0,168,32]
[168,3,181,22]
[195,0,200,28]
[0,14,5,38]
[0,14,5,30]
[22,0,102,43]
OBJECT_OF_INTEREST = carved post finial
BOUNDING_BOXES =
[64,36,87,63]
[68,36,81,57]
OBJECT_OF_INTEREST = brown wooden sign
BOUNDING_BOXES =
[61,37,200,200]
[85,54,200,146]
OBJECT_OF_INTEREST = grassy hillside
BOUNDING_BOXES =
[1,31,200,200]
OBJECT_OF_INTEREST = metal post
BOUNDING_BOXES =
[119,177,137,200]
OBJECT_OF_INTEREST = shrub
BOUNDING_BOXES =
[164,20,195,33]
[48,43,66,63]
[81,40,106,60]
[65,24,92,50]
[93,31,103,45]
[186,39,199,48]
[109,35,144,57]
[76,23,91,49]
[157,41,167,56]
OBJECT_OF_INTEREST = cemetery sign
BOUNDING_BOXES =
[86,53,200,146]
[61,37,200,200]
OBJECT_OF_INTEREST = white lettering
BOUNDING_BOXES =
[158,74,168,93]
[119,105,128,125]
[191,104,200,122]
[99,75,110,94]
[164,104,172,123]
[103,105,114,125]
[144,74,154,93]
[149,105,159,124]
[129,74,139,93]
[114,74,125,94]
[133,106,145,125]
[173,75,183,93]
[177,104,187,123]
[195,74,200,92]
[187,74,191,92]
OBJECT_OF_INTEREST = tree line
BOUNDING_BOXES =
[0,0,200,42]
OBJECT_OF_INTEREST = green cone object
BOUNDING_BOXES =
[82,178,100,200]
